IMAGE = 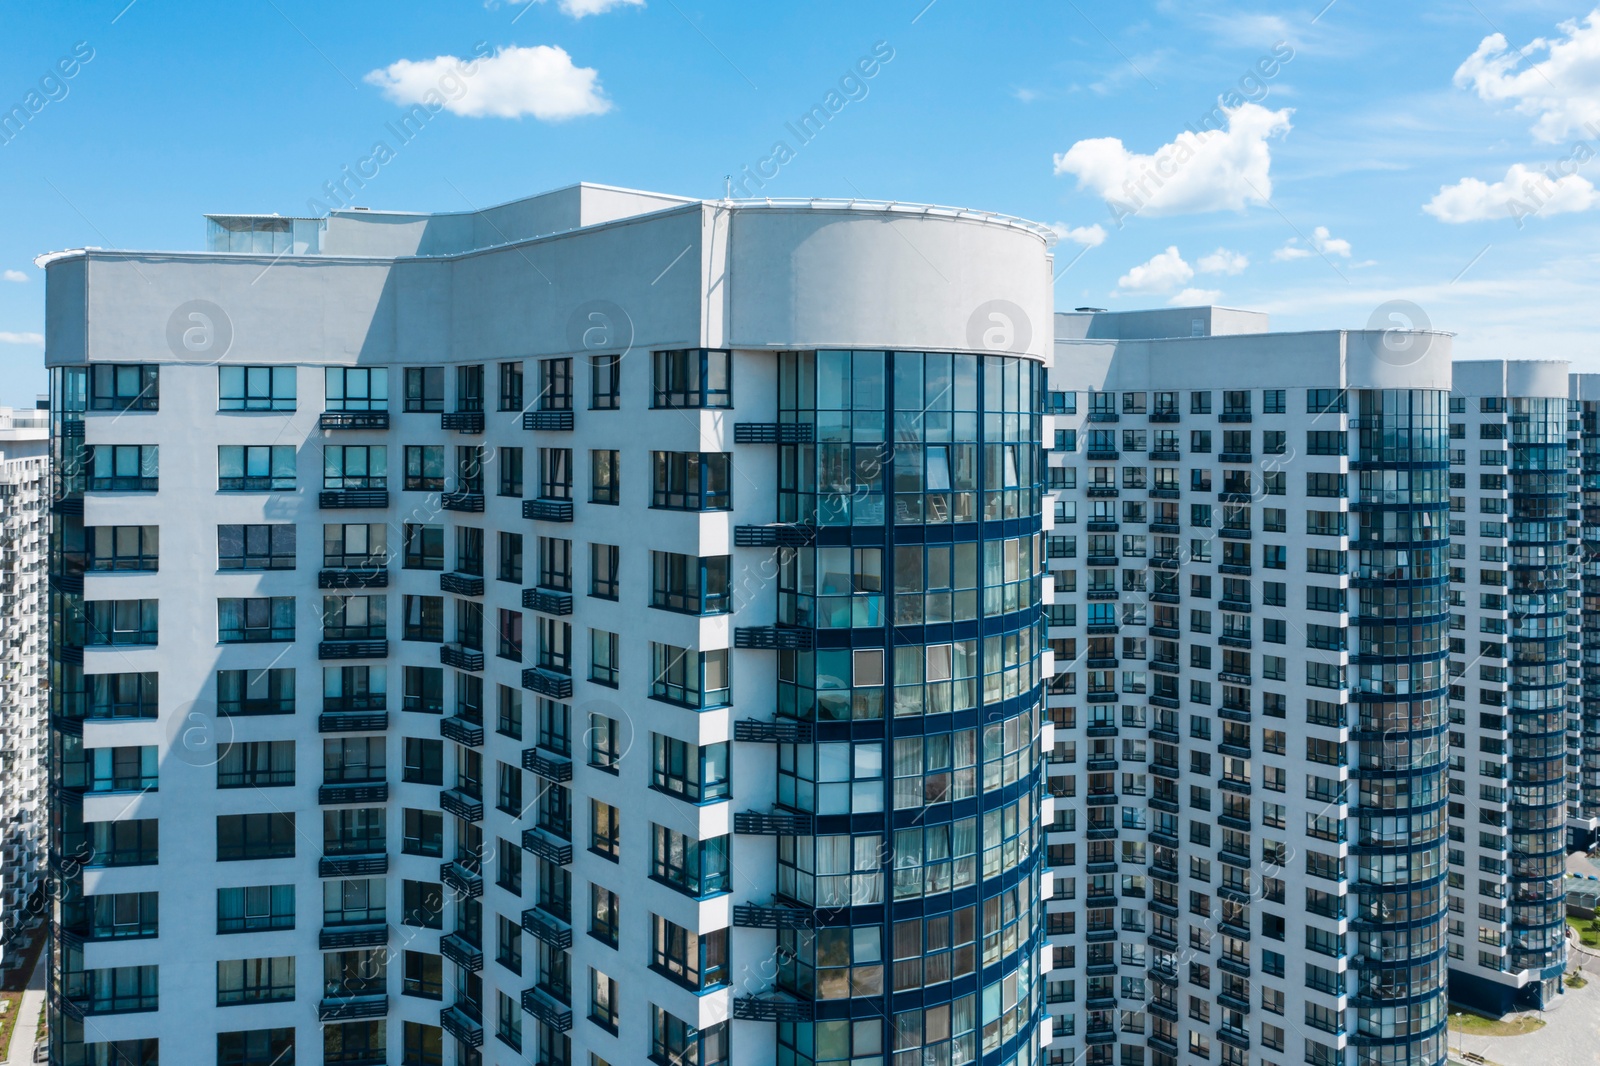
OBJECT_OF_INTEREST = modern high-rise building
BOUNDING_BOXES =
[40,184,1055,1066]
[1043,308,1454,1066]
[1442,361,1569,1013]
[0,404,50,971]
[1567,373,1600,854]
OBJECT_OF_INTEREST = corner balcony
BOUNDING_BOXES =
[735,810,814,835]
[521,827,573,866]
[440,787,484,823]
[733,625,814,650]
[319,640,389,661]
[440,572,484,597]
[318,711,389,733]
[733,991,814,1022]
[319,781,389,805]
[442,1003,484,1048]
[733,422,813,444]
[441,492,485,514]
[319,853,388,878]
[734,524,816,547]
[522,668,572,700]
[733,901,814,930]
[440,931,484,972]
[734,719,815,743]
[522,748,572,783]
[440,715,485,747]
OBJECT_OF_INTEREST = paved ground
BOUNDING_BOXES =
[0,949,43,1066]
[1449,965,1600,1066]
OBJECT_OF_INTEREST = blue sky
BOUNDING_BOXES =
[3,0,1600,404]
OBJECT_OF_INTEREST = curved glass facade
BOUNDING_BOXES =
[1503,396,1568,979]
[1350,389,1450,1066]
[764,350,1046,1066]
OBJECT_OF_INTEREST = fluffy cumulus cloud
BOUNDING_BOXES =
[1455,11,1600,143]
[1051,222,1107,248]
[1,270,27,283]
[1169,288,1222,306]
[1423,163,1600,223]
[0,332,43,345]
[1197,248,1248,275]
[1052,103,1293,217]
[366,45,610,120]
[1117,246,1194,293]
[1273,226,1351,261]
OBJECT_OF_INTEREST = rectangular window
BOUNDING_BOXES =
[217,741,295,788]
[89,444,159,491]
[590,353,621,410]
[590,629,619,687]
[402,950,442,999]
[498,361,524,412]
[217,1028,295,1065]
[651,824,730,897]
[220,366,296,411]
[499,446,523,497]
[1307,389,1346,414]
[404,525,444,570]
[498,608,523,661]
[498,532,524,583]
[652,916,728,991]
[591,449,619,504]
[539,357,572,411]
[403,595,444,642]
[322,594,386,641]
[326,367,387,411]
[324,523,386,569]
[650,644,731,708]
[404,445,444,491]
[324,445,387,490]
[652,451,731,510]
[1262,389,1286,414]
[456,364,484,412]
[89,364,159,411]
[217,813,296,861]
[218,445,295,491]
[218,525,294,570]
[539,447,573,499]
[653,349,731,408]
[651,552,731,615]
[84,599,159,646]
[590,713,621,772]
[591,800,621,860]
[405,367,444,412]
[217,956,295,1005]
[217,886,295,933]
[219,597,295,643]
[218,669,294,717]
[404,667,443,714]
[590,543,619,600]
[90,525,160,571]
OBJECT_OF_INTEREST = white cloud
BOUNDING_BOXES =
[1454,12,1600,143]
[509,0,644,16]
[1169,287,1222,306]
[1052,103,1293,216]
[1272,226,1351,261]
[366,45,611,121]
[1197,248,1248,275]
[1117,246,1194,294]
[1051,222,1107,248]
[1,270,27,284]
[0,332,43,346]
[1423,162,1600,223]
[1013,87,1040,103]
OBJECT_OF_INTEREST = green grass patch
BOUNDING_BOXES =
[1449,1012,1546,1037]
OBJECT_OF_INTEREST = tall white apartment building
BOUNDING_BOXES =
[40,185,1055,1066]
[0,405,49,969]
[1441,362,1569,1014]
[1043,308,1454,1066]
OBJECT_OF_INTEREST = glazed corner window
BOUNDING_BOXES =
[651,451,731,511]
[89,444,159,491]
[651,733,730,802]
[219,445,295,491]
[326,367,388,412]
[651,552,731,615]
[650,643,731,708]
[404,366,444,412]
[220,366,296,411]
[652,348,731,409]
[89,364,159,411]
[590,353,621,410]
